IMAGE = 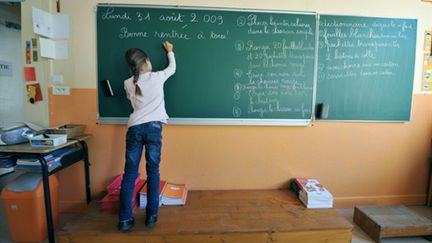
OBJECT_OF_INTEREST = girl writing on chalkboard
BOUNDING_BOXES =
[118,41,175,232]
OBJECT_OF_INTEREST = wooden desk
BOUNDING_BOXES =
[0,135,92,243]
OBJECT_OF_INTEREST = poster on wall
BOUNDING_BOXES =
[26,83,43,104]
[421,31,432,91]
[24,67,36,81]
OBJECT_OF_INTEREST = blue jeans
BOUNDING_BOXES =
[119,121,163,221]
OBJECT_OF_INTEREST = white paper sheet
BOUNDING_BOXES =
[39,37,68,60]
[32,7,69,39]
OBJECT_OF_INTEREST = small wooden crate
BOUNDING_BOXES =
[46,124,85,138]
[354,205,432,242]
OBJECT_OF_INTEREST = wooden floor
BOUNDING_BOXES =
[58,190,353,243]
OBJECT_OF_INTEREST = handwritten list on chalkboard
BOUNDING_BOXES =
[316,15,417,121]
[96,5,417,125]
[97,6,317,125]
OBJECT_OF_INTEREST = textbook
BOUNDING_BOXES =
[290,178,333,208]
[161,183,188,206]
[16,157,62,172]
[0,167,14,176]
[139,180,166,208]
[15,146,81,172]
[100,195,138,214]
[106,173,141,196]
[100,177,145,214]
[299,193,333,209]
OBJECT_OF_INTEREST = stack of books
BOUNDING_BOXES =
[290,178,333,208]
[16,157,61,172]
[100,174,145,214]
[0,155,15,176]
[15,146,80,172]
[161,183,188,206]
[139,180,167,208]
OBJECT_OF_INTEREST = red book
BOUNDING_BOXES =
[106,173,141,195]
[100,178,146,214]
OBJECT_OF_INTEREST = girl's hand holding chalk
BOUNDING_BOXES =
[163,41,173,53]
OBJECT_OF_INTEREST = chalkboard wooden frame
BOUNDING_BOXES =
[96,4,319,126]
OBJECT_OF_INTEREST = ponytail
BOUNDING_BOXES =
[132,68,142,96]
[125,48,148,96]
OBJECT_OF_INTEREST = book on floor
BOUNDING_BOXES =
[139,180,166,208]
[161,183,188,206]
[100,176,145,214]
[106,173,142,196]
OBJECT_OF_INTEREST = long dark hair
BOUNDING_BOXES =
[125,48,148,96]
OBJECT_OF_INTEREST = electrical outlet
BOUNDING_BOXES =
[52,86,70,96]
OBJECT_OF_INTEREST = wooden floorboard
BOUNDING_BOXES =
[58,190,353,243]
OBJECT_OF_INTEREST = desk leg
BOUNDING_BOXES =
[39,155,55,243]
[80,141,91,204]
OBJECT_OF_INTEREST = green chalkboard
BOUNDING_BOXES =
[316,15,417,121]
[96,5,317,125]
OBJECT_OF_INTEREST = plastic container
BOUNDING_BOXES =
[1,173,59,242]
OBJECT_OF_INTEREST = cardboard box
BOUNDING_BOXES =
[46,124,85,138]
[29,134,67,147]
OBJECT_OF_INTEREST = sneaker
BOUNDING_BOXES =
[145,214,158,228]
[118,217,135,232]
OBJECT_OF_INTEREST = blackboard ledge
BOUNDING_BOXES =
[313,119,410,123]
[169,118,311,126]
[98,117,312,126]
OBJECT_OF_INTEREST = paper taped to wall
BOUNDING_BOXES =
[32,6,69,39]
[39,37,68,60]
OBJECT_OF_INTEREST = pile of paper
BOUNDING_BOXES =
[290,178,333,208]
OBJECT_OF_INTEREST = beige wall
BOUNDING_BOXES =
[21,0,432,211]
[21,0,51,127]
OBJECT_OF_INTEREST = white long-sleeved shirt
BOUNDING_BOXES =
[124,52,176,127]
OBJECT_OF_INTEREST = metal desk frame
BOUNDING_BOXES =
[0,135,91,243]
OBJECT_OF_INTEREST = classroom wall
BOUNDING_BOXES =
[21,0,50,127]
[22,0,432,211]
[0,4,23,127]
